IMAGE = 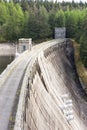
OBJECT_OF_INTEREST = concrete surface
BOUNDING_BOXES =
[0,43,15,56]
[24,45,87,130]
[0,39,87,130]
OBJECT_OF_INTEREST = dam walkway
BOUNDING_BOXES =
[0,39,87,130]
[0,39,64,130]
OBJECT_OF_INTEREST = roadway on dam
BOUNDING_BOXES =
[0,39,87,130]
[0,39,64,130]
[23,41,87,130]
[0,51,31,130]
[0,46,38,130]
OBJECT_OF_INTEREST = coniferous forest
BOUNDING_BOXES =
[0,0,87,67]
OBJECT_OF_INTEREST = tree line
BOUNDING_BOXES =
[0,0,87,67]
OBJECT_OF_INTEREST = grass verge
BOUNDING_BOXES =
[72,40,87,92]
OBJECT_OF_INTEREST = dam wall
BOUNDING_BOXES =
[0,43,15,56]
[14,39,87,130]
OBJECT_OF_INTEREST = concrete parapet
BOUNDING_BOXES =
[0,51,28,88]
[14,39,67,130]
[13,39,87,130]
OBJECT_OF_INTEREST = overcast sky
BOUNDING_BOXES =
[58,0,87,3]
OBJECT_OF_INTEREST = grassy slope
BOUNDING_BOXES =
[72,40,87,92]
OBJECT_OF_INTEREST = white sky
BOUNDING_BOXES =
[58,0,87,3]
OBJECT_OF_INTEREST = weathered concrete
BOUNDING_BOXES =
[55,27,66,39]
[14,39,87,130]
[0,43,15,56]
[0,39,65,130]
[0,51,31,130]
[0,39,87,130]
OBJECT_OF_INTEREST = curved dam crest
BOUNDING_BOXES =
[0,39,87,130]
[14,39,87,130]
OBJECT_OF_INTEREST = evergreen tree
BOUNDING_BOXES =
[3,2,25,41]
[0,1,9,41]
[25,5,51,40]
[55,9,65,27]
[48,10,55,38]
[65,10,78,38]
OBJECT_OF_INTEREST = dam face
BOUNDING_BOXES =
[14,40,87,130]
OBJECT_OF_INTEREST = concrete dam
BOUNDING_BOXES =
[0,39,87,130]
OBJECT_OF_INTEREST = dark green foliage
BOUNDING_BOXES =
[80,37,87,67]
[0,0,87,42]
[79,17,87,67]
[48,11,55,38]
[65,10,77,38]
[25,5,51,40]
[0,0,87,67]
[55,9,65,27]
[0,1,25,41]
